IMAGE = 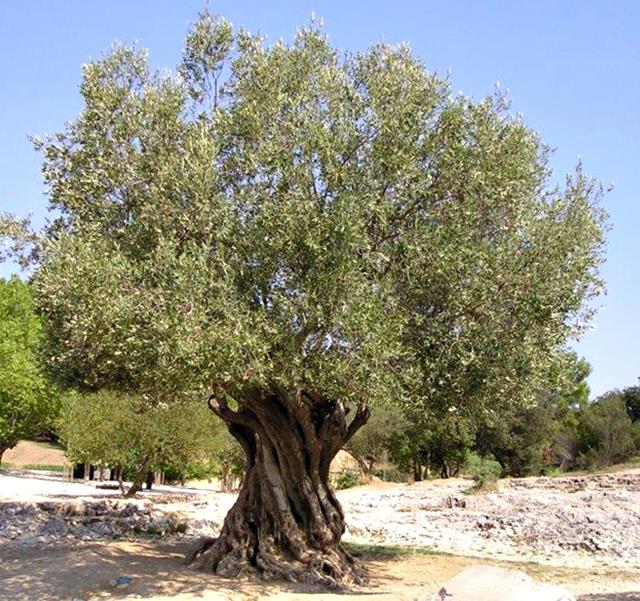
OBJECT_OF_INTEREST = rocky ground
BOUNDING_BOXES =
[1,468,639,599]
[2,468,640,570]
[340,471,640,570]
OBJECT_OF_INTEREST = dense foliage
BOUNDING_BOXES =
[30,17,606,421]
[573,391,640,468]
[0,277,57,464]
[474,352,591,475]
[622,385,640,423]
[388,410,475,479]
[349,353,638,479]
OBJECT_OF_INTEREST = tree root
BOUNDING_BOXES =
[185,535,366,588]
[184,536,217,566]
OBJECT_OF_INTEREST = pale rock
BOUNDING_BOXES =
[417,565,574,601]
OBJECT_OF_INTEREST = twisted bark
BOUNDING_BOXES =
[186,390,369,587]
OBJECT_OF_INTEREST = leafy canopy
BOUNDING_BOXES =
[32,13,606,417]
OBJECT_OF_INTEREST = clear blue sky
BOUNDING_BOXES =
[1,1,638,398]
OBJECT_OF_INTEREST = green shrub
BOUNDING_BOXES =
[334,471,360,490]
[539,465,562,477]
[465,452,502,488]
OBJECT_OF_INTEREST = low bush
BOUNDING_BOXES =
[465,452,502,489]
[334,471,360,490]
[373,466,407,482]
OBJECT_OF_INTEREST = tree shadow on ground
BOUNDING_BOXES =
[0,469,228,502]
[0,539,403,600]
[0,468,67,482]
[1,539,638,600]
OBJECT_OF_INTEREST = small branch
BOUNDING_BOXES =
[207,392,242,423]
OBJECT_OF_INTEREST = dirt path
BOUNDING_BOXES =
[0,540,638,601]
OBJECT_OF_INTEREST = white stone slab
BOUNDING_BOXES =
[419,564,574,601]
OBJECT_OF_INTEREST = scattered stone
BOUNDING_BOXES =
[115,575,132,587]
[444,496,466,509]
[0,496,204,546]
[338,469,640,568]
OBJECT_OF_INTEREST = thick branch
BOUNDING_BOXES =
[207,392,258,430]
[344,404,371,445]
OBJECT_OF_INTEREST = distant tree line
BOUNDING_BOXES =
[348,354,640,480]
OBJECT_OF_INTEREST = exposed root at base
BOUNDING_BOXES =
[184,536,217,566]
[185,536,367,589]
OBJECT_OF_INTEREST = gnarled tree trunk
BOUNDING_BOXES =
[186,390,369,587]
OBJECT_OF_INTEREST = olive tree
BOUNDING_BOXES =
[28,13,605,585]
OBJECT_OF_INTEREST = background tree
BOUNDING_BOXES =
[28,12,606,585]
[346,405,404,477]
[475,401,552,476]
[58,391,225,495]
[207,430,245,492]
[622,384,640,423]
[575,392,640,468]
[0,277,56,465]
[546,353,592,470]
[390,410,475,480]
[476,352,592,475]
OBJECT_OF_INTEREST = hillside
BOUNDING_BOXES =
[2,440,69,468]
